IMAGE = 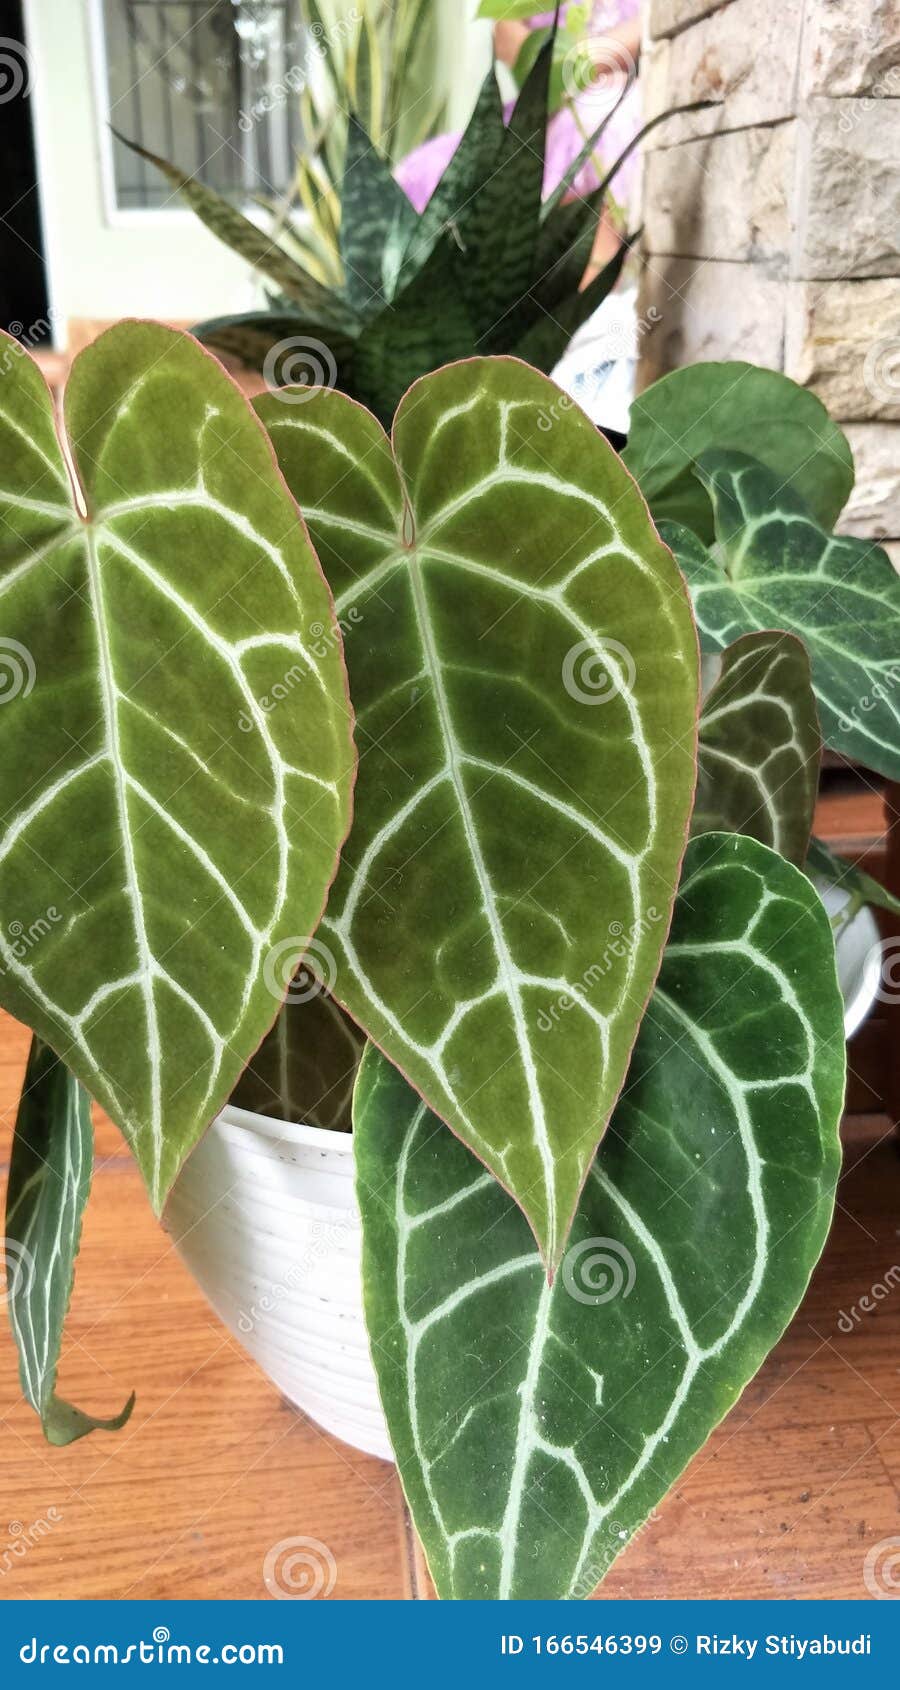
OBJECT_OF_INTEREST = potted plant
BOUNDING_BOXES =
[1,313,898,1597]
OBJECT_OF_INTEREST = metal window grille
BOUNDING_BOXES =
[101,0,306,208]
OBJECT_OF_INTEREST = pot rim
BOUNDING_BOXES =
[217,1101,354,1157]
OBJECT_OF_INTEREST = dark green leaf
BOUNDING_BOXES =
[695,631,820,866]
[357,833,846,1598]
[340,115,417,315]
[667,450,900,781]
[624,363,855,542]
[231,988,364,1131]
[806,836,900,920]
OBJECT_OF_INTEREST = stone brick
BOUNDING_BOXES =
[643,123,794,268]
[636,257,786,389]
[793,98,900,278]
[802,0,900,97]
[648,0,733,40]
[642,0,804,150]
[785,279,900,422]
[837,424,900,538]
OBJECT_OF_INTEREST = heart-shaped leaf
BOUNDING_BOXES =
[6,1037,134,1444]
[0,323,354,1209]
[694,631,820,865]
[259,358,698,1270]
[623,363,854,542]
[357,833,846,1599]
[663,451,900,781]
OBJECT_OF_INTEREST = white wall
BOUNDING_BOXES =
[25,0,494,349]
[25,0,257,345]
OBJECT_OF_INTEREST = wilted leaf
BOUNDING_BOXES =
[6,1038,134,1444]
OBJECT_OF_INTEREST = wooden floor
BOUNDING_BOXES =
[0,776,898,1601]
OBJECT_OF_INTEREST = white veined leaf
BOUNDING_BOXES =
[6,1037,134,1444]
[357,833,846,1599]
[0,323,354,1209]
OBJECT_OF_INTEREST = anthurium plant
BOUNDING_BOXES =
[1,322,898,1599]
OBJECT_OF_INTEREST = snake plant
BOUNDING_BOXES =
[119,28,661,427]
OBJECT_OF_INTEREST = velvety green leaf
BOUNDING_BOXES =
[806,836,900,920]
[0,323,354,1210]
[113,133,357,332]
[339,115,417,315]
[259,357,698,1270]
[666,450,900,781]
[357,832,846,1599]
[231,988,364,1131]
[624,363,855,542]
[6,1038,134,1444]
[694,632,820,866]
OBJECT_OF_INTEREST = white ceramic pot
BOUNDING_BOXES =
[166,900,882,1462]
[165,1107,393,1461]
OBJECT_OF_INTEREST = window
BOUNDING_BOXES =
[99,0,306,210]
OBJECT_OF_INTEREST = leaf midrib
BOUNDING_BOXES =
[406,550,558,1253]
